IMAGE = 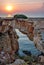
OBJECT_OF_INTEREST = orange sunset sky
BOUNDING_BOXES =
[0,0,44,17]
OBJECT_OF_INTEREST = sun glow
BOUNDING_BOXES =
[5,5,13,12]
[7,14,12,17]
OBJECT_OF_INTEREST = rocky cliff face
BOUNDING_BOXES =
[34,21,44,53]
[0,20,19,52]
[0,31,19,53]
[34,21,44,62]
[0,21,19,64]
[0,33,12,52]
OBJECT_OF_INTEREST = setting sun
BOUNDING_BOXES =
[6,5,13,12]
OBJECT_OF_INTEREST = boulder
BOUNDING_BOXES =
[39,56,44,62]
[6,59,28,65]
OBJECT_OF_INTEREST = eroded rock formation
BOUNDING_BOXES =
[0,20,19,64]
[34,21,44,53]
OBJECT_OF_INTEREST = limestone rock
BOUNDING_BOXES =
[8,26,19,53]
[6,59,28,65]
[0,25,19,64]
[0,33,12,52]
[39,56,44,62]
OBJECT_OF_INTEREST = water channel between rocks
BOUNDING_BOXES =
[15,29,41,56]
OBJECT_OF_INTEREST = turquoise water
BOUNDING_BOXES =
[15,29,41,56]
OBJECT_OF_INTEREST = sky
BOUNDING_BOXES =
[0,0,44,17]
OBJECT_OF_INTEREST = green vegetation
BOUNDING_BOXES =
[14,14,28,19]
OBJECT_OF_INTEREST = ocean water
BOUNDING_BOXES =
[15,29,41,56]
[41,32,44,40]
